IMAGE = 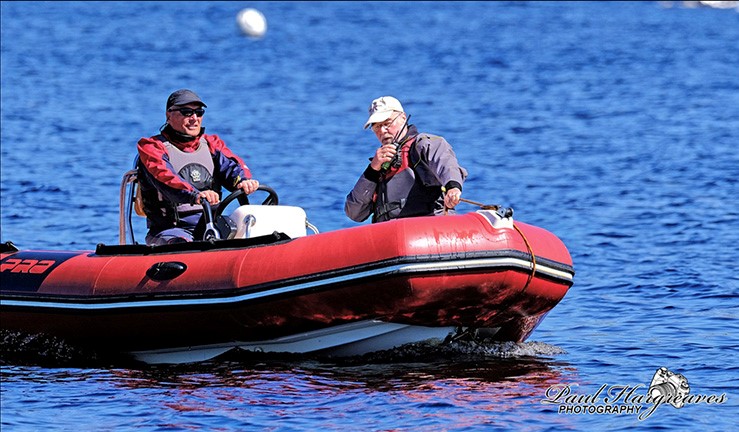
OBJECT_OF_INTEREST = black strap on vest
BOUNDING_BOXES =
[373,200,405,223]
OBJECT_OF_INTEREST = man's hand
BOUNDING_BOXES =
[444,187,462,209]
[370,143,399,171]
[238,179,260,194]
[196,190,220,205]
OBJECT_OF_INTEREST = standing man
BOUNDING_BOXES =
[137,89,260,245]
[345,96,467,223]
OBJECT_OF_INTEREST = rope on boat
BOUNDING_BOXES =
[458,197,501,210]
[446,194,538,293]
[513,222,537,294]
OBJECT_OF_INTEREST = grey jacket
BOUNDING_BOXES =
[345,128,467,223]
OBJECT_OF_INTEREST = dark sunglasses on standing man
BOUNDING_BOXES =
[169,107,205,117]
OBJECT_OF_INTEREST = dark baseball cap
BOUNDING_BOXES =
[166,89,207,110]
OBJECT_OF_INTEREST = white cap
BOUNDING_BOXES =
[363,96,404,129]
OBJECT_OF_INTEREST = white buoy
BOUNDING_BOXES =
[237,8,267,38]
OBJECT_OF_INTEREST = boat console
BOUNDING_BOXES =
[228,205,308,239]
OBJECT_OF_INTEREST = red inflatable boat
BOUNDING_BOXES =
[1,183,574,364]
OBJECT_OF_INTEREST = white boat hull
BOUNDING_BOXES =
[129,320,458,364]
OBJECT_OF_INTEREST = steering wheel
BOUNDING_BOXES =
[195,185,279,241]
[213,185,278,220]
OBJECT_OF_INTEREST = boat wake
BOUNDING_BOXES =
[340,338,567,364]
[0,330,111,367]
[1,328,565,368]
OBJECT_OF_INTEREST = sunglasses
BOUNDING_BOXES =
[169,107,205,117]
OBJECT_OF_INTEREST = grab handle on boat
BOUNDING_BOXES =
[244,214,256,238]
[146,261,188,281]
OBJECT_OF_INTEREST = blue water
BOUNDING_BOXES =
[2,1,738,430]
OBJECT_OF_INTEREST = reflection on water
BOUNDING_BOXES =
[1,335,577,393]
[2,344,578,428]
[2,336,579,429]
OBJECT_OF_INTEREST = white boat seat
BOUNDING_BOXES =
[227,205,308,239]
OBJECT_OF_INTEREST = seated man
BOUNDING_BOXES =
[137,89,259,245]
